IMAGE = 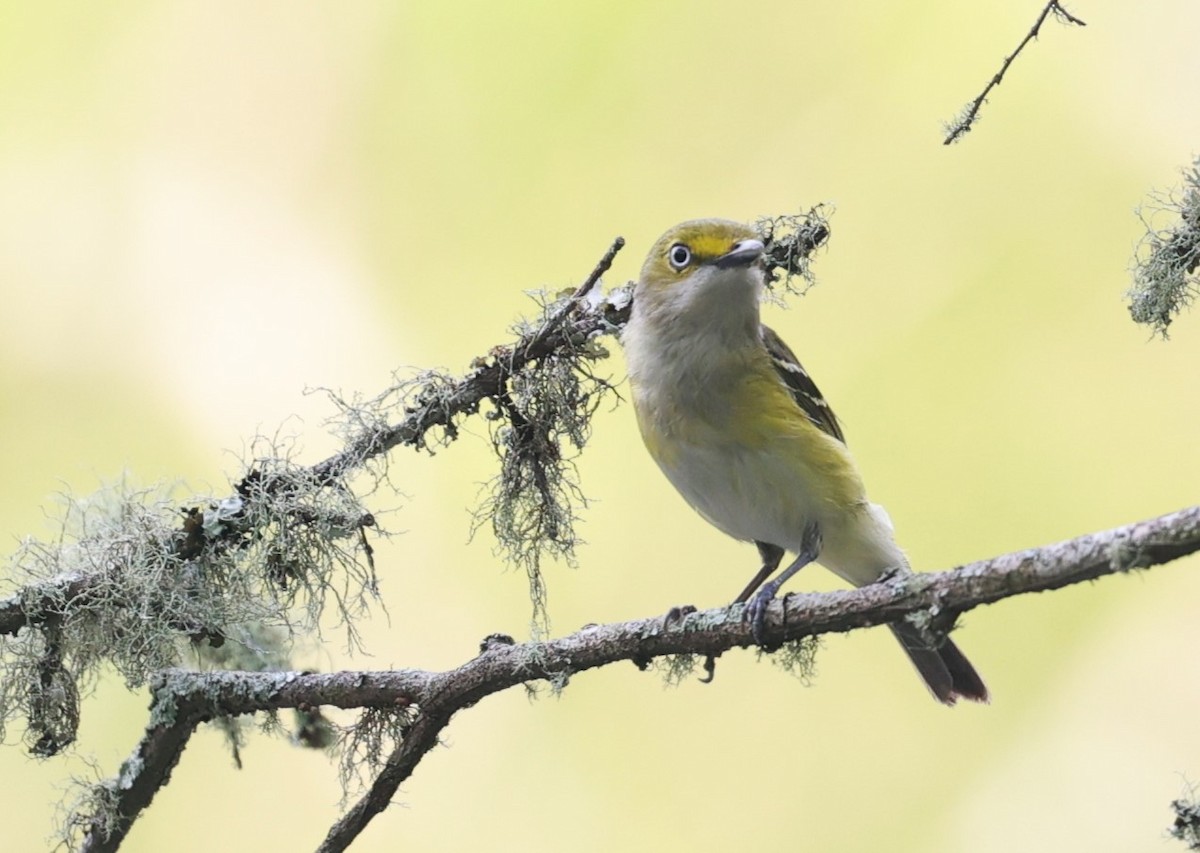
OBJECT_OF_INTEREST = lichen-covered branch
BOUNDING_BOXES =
[2,243,631,648]
[942,1,1086,145]
[0,209,830,846]
[1,211,832,746]
[73,504,1200,852]
[0,235,637,762]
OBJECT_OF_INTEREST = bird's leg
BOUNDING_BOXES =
[733,542,786,604]
[700,544,792,686]
[746,522,822,646]
[699,542,787,683]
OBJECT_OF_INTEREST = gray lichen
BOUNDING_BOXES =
[1129,157,1200,338]
[0,445,380,760]
[337,705,417,804]
[756,206,832,297]
[765,637,821,685]
[473,291,620,638]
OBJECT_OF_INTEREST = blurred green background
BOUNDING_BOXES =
[3,2,1200,850]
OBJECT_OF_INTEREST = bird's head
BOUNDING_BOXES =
[634,218,766,329]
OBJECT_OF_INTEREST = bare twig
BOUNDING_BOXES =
[943,1,1086,145]
[523,235,625,357]
[74,504,1200,851]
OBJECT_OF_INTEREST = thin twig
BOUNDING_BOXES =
[77,504,1200,851]
[310,236,627,485]
[943,1,1086,145]
[523,235,625,358]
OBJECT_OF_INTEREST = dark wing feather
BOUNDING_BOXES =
[760,324,846,444]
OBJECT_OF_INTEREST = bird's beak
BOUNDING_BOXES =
[714,239,765,269]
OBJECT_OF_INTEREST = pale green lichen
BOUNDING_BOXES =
[472,292,619,639]
[0,448,379,762]
[337,705,417,805]
[654,653,699,687]
[58,774,120,850]
[1129,158,1200,338]
[764,637,822,685]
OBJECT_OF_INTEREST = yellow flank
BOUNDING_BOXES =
[632,350,865,515]
[633,397,680,466]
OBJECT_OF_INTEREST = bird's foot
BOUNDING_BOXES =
[662,604,697,630]
[744,579,783,647]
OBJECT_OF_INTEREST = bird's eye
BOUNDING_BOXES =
[667,243,691,271]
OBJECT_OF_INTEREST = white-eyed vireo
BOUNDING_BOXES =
[622,218,987,705]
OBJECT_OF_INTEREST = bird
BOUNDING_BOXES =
[621,217,987,705]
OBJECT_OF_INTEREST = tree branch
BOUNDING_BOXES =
[0,238,632,642]
[1,212,831,644]
[943,1,1086,145]
[78,504,1200,851]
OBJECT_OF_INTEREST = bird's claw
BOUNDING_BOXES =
[663,604,697,630]
[877,565,906,584]
[744,584,778,647]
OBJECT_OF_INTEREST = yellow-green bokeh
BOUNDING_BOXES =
[3,2,1200,851]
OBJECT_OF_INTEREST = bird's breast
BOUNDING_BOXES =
[633,370,864,553]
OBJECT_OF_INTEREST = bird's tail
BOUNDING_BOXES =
[889,623,989,706]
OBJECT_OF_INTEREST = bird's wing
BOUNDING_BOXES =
[760,324,846,444]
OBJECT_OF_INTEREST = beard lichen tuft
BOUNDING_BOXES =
[1128,157,1200,338]
[337,704,418,805]
[473,290,619,638]
[653,653,699,687]
[59,773,121,851]
[0,448,383,759]
[763,636,821,685]
[319,368,465,463]
[756,206,832,298]
[232,445,384,651]
[2,485,210,754]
